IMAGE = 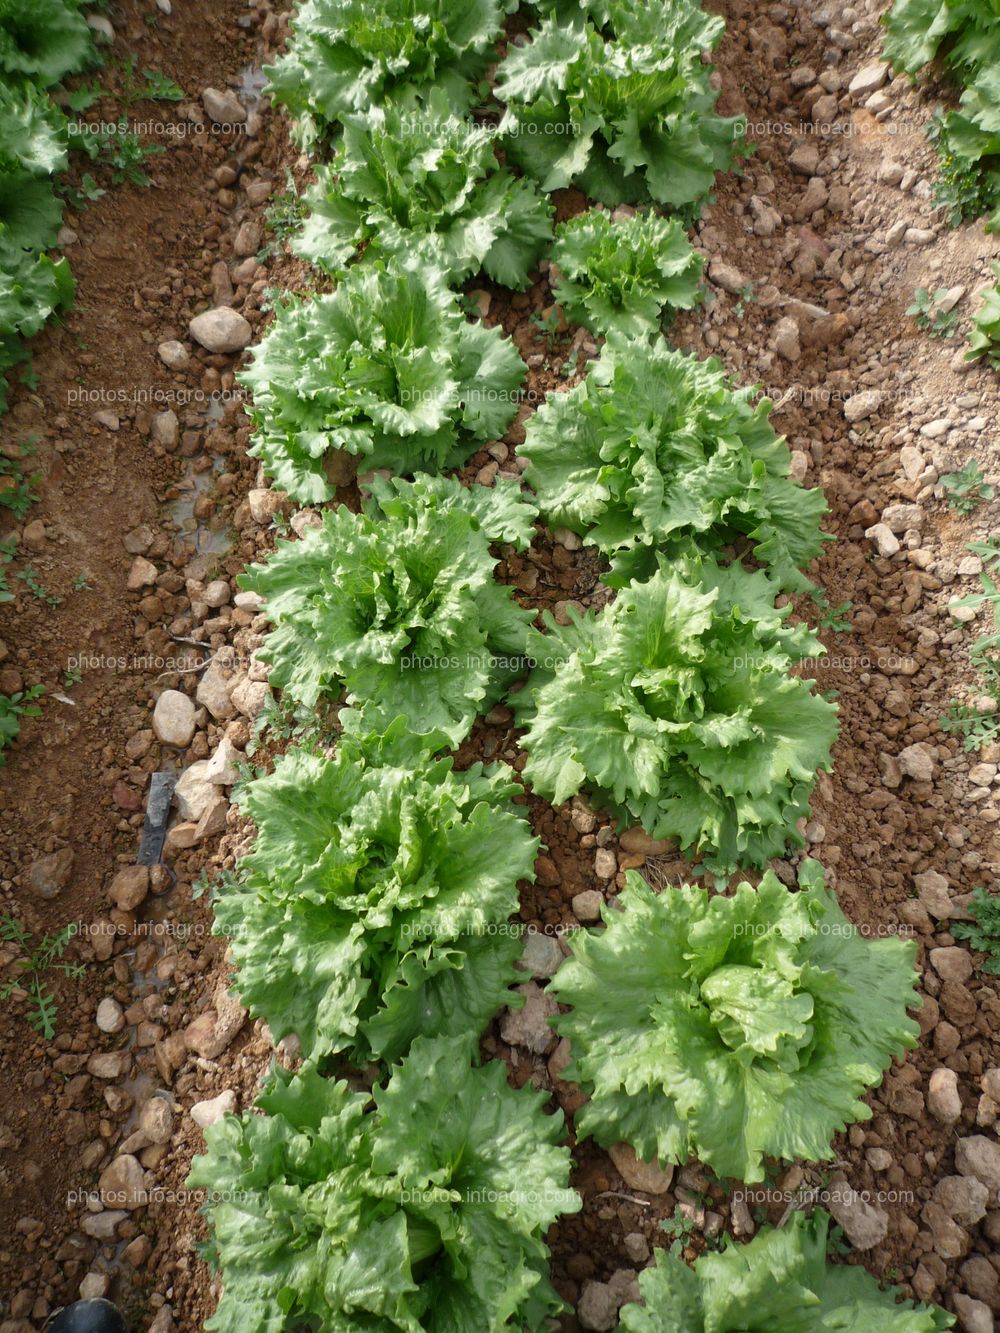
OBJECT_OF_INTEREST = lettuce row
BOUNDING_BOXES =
[513,553,837,874]
[265,0,507,147]
[240,259,526,502]
[188,1037,581,1332]
[550,864,920,1183]
[294,91,553,290]
[496,1,743,211]
[549,207,704,338]
[967,261,1000,367]
[242,472,540,745]
[619,1211,954,1330]
[520,335,828,593]
[215,715,539,1064]
[0,11,95,416]
[883,0,1000,227]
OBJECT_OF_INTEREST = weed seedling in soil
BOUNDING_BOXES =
[952,888,1000,974]
[0,686,44,761]
[0,917,83,1038]
[907,286,960,339]
[941,543,1000,749]
[941,460,994,514]
[16,565,62,606]
[0,440,41,517]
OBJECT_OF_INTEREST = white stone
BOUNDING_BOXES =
[188,307,252,354]
[190,1089,237,1129]
[152,690,196,748]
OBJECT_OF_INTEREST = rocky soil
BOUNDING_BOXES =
[0,0,998,1329]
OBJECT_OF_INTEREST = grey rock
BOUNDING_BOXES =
[188,307,252,354]
[825,1175,888,1249]
[499,982,558,1054]
[955,1136,1000,1193]
[201,86,247,124]
[196,660,236,721]
[933,1174,989,1226]
[152,689,196,747]
[157,340,189,370]
[28,848,73,899]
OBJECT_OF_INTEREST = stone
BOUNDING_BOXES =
[881,503,924,533]
[623,1233,649,1264]
[188,307,252,354]
[201,87,247,124]
[915,870,953,919]
[194,796,229,842]
[190,1089,236,1129]
[572,890,604,923]
[27,848,73,899]
[152,689,196,747]
[230,675,268,719]
[98,1154,149,1210]
[789,142,820,175]
[137,1096,174,1145]
[196,659,236,721]
[148,1307,174,1333]
[927,1068,962,1124]
[773,316,801,361]
[517,930,563,979]
[184,990,246,1060]
[202,737,240,785]
[930,947,973,984]
[150,409,178,449]
[81,1211,127,1240]
[844,390,882,423]
[202,578,230,608]
[955,1136,1000,1193]
[173,761,218,821]
[865,523,900,557]
[108,865,149,912]
[898,743,935,781]
[95,998,125,1035]
[825,1176,888,1249]
[578,1281,618,1332]
[982,1068,1000,1102]
[499,982,558,1054]
[126,556,158,591]
[233,221,262,257]
[87,1051,131,1080]
[594,848,617,879]
[932,1174,989,1226]
[619,827,673,856]
[157,340,189,369]
[953,1295,993,1333]
[608,1142,674,1195]
[921,1200,970,1262]
[79,1273,111,1300]
[960,1256,1000,1308]
[708,259,749,294]
[849,62,888,97]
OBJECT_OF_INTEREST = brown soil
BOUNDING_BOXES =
[2,0,1000,1329]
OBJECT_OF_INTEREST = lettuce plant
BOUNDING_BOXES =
[967,262,1000,368]
[216,716,539,1063]
[619,1211,954,1330]
[188,1036,581,1332]
[294,92,553,289]
[550,208,703,338]
[550,865,921,1184]
[884,1,1000,227]
[520,336,827,592]
[496,2,742,211]
[512,553,837,874]
[265,0,505,145]
[0,0,94,87]
[243,473,540,746]
[241,261,525,502]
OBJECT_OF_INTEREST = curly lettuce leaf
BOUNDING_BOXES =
[513,553,837,874]
[187,1037,580,1332]
[242,473,539,744]
[497,3,743,210]
[0,0,95,87]
[620,1212,954,1330]
[241,261,525,502]
[216,720,537,1063]
[521,335,827,592]
[551,864,921,1183]
[265,0,505,146]
[295,92,552,289]
[550,207,703,338]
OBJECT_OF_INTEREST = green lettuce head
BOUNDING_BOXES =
[550,864,921,1183]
